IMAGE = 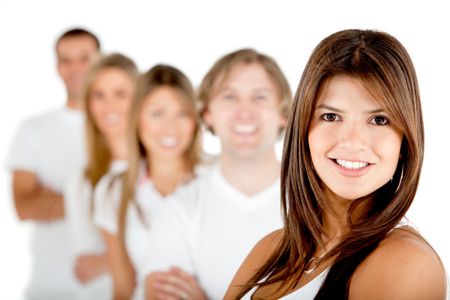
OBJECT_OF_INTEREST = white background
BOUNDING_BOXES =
[1,0,449,298]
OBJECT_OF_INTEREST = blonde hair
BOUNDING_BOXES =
[83,53,138,188]
[198,48,292,131]
[117,64,201,241]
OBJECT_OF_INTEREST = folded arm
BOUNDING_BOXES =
[12,170,64,221]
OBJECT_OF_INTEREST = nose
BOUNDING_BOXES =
[235,98,256,120]
[338,121,368,151]
[106,97,121,111]
[161,115,180,134]
[70,60,88,76]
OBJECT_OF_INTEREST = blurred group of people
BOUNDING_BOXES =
[5,27,447,300]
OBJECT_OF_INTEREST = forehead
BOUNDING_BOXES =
[215,62,277,90]
[56,35,98,58]
[315,75,381,109]
[143,86,187,108]
[93,68,134,86]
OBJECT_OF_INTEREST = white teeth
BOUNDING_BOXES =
[233,124,256,134]
[105,114,121,124]
[336,159,368,170]
[160,137,178,147]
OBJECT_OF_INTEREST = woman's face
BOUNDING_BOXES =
[308,75,402,202]
[89,67,135,140]
[138,86,196,161]
[204,62,286,160]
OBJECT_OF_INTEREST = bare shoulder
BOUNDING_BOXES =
[224,229,284,299]
[243,228,284,265]
[350,227,447,300]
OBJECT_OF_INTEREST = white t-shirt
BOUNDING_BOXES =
[143,163,284,300]
[64,161,126,300]
[5,107,85,299]
[93,162,190,299]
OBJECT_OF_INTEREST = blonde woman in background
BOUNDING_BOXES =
[64,53,138,299]
[94,64,202,299]
[143,48,292,300]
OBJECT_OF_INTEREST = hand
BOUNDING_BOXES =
[74,254,109,283]
[151,267,207,300]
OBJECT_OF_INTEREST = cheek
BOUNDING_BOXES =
[138,116,151,141]
[180,119,196,141]
[308,134,321,171]
[206,111,226,133]
[260,110,285,137]
[57,62,69,74]
[308,125,332,160]
[89,102,102,123]
[376,131,403,169]
[80,57,95,72]
[80,64,90,75]
[186,118,196,133]
[120,98,133,115]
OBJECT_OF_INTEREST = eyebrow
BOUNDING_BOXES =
[219,86,274,93]
[315,104,385,114]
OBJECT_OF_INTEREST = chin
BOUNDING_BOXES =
[232,148,261,159]
[158,150,183,159]
[330,187,369,201]
[337,194,362,201]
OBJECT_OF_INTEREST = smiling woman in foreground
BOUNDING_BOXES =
[225,29,447,299]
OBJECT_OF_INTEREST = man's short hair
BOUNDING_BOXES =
[55,28,101,51]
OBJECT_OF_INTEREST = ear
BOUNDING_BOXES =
[202,108,216,134]
[203,108,213,128]
[56,60,63,77]
[279,115,288,129]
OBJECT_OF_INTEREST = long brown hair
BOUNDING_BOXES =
[117,64,201,244]
[236,29,424,299]
[83,53,138,197]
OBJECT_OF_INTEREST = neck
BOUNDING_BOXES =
[220,148,280,197]
[148,155,190,196]
[322,211,348,243]
[104,135,128,161]
[321,190,353,242]
[66,91,83,110]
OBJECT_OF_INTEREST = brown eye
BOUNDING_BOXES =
[321,113,340,122]
[371,115,389,126]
